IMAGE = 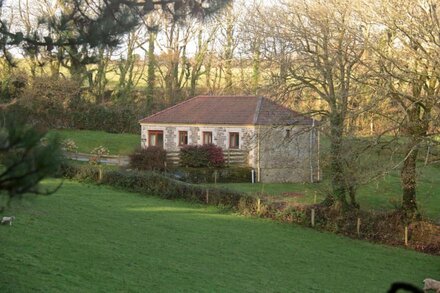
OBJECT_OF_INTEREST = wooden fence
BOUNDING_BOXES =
[64,152,130,166]
[64,149,249,167]
[166,149,248,166]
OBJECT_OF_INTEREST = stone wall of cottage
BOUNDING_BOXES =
[256,125,320,183]
[140,123,320,183]
[140,124,255,152]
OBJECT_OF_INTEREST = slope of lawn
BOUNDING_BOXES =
[211,164,440,222]
[51,129,140,155]
[0,180,438,292]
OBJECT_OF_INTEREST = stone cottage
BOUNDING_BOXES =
[139,95,320,183]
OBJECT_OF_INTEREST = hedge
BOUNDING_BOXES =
[129,146,167,171]
[168,166,253,184]
[59,163,258,211]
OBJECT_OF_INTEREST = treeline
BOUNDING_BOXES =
[0,0,273,132]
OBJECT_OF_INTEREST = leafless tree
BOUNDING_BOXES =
[370,0,440,218]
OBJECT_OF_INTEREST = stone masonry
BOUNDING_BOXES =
[141,123,319,183]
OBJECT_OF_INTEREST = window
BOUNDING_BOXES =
[179,131,188,146]
[203,132,213,145]
[229,132,239,149]
[148,130,164,148]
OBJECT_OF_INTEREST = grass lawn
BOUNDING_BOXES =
[210,164,440,222]
[0,180,438,292]
[50,129,140,155]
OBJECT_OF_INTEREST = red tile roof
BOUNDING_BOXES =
[139,95,313,126]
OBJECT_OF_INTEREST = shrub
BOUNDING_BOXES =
[101,169,250,208]
[89,146,110,165]
[180,144,224,168]
[129,146,167,171]
[59,162,252,209]
[62,139,78,153]
[168,166,252,183]
[91,146,110,156]
[202,144,225,168]
[70,103,140,133]
[19,76,81,128]
[180,145,209,167]
[58,163,100,182]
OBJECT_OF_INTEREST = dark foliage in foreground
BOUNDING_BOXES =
[0,117,64,209]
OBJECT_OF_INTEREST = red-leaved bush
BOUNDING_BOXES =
[180,144,224,168]
[202,144,225,168]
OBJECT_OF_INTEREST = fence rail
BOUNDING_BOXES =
[64,149,249,167]
[63,152,130,166]
[166,149,248,166]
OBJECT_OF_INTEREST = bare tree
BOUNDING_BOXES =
[222,4,235,91]
[188,23,219,96]
[371,0,440,218]
[253,0,379,211]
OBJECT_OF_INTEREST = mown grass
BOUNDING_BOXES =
[0,179,438,292]
[51,129,140,155]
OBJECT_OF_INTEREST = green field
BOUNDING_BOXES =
[51,129,140,155]
[0,179,438,292]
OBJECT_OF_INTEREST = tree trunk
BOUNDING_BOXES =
[399,103,428,220]
[328,112,349,210]
[146,30,156,107]
[190,69,198,97]
[205,54,212,92]
[252,42,261,94]
[400,141,419,219]
[224,8,234,91]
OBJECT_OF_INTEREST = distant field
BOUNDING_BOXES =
[15,58,254,91]
[51,129,140,155]
[0,179,438,292]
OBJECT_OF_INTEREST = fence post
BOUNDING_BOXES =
[206,189,209,204]
[311,208,315,227]
[356,217,361,237]
[214,170,218,185]
[257,198,261,213]
[404,226,408,246]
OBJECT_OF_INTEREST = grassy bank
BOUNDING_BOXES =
[51,129,140,155]
[0,179,438,292]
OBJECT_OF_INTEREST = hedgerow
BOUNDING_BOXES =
[60,163,256,209]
